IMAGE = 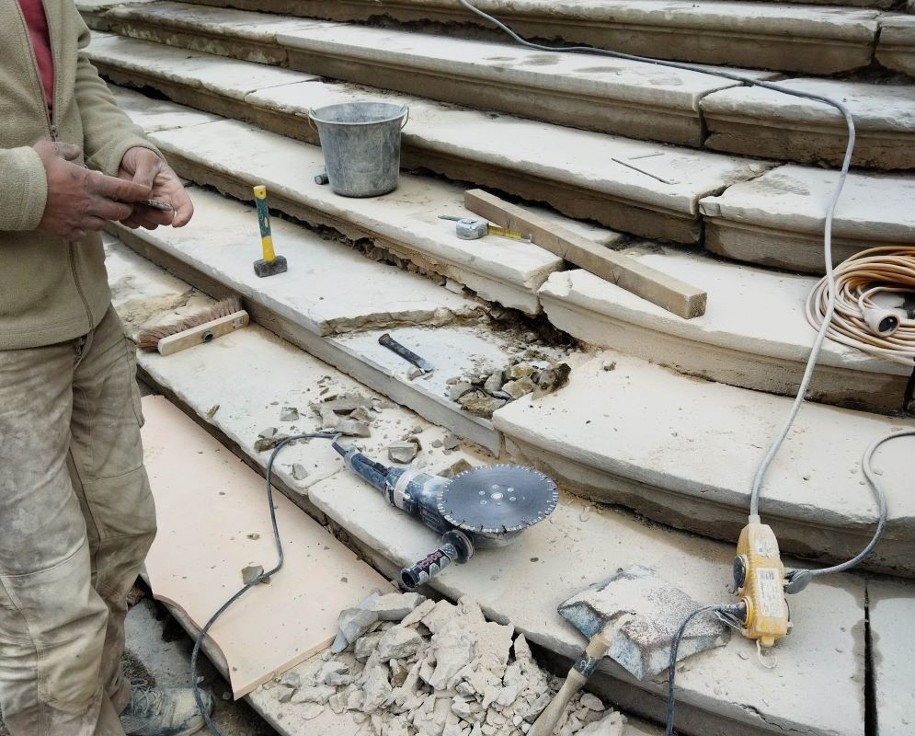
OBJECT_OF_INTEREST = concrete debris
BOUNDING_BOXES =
[442,433,461,451]
[291,463,309,481]
[280,406,300,421]
[279,593,621,736]
[312,394,375,437]
[452,359,572,417]
[440,458,473,478]
[388,441,420,464]
[240,565,269,585]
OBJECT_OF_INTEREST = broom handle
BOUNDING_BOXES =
[529,629,612,736]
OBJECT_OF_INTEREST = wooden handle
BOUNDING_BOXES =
[529,629,613,736]
[528,669,587,736]
[157,311,249,356]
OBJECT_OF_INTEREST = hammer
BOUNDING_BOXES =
[252,185,287,277]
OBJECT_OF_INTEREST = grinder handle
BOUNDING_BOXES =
[528,629,612,736]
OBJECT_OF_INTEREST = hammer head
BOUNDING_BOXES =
[558,565,729,681]
[253,255,288,278]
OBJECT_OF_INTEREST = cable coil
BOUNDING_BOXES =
[806,246,915,366]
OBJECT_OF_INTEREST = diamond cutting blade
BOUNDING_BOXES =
[437,465,558,535]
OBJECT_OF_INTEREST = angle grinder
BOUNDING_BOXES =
[332,440,558,589]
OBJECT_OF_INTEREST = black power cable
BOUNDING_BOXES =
[189,432,338,736]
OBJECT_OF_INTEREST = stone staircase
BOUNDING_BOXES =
[79,1,915,734]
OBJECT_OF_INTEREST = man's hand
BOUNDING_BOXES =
[35,140,151,242]
[117,147,193,229]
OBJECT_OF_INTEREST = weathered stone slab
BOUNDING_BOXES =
[275,16,780,147]
[110,89,562,313]
[537,251,911,413]
[109,70,770,244]
[85,0,782,147]
[876,14,915,78]
[701,78,915,169]
[868,579,915,736]
[699,164,915,273]
[109,188,480,337]
[164,0,882,73]
[492,351,915,575]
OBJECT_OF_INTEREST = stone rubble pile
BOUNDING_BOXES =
[447,359,572,418]
[272,593,626,736]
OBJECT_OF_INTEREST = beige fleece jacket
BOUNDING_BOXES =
[1,0,157,349]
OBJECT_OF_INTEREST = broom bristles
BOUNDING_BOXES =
[137,296,244,351]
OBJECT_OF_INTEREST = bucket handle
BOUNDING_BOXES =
[307,106,409,130]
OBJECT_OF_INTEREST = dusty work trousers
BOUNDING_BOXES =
[0,306,157,736]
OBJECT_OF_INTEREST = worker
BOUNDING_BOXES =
[0,0,214,734]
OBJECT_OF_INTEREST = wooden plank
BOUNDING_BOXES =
[464,189,707,319]
[141,396,393,698]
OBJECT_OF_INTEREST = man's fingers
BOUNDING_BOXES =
[89,170,152,204]
[93,197,135,222]
[56,142,82,161]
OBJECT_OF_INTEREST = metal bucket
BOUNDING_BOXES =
[308,101,409,198]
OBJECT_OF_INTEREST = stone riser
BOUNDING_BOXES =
[140,0,890,74]
[80,4,915,170]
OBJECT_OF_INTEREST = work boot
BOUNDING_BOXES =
[120,681,215,736]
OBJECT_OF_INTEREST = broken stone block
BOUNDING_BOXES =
[362,665,393,713]
[377,627,424,662]
[495,685,518,708]
[507,363,536,381]
[400,597,436,627]
[318,661,351,687]
[483,372,504,394]
[328,691,347,715]
[258,427,278,439]
[447,381,475,402]
[370,592,427,621]
[388,441,419,464]
[240,565,270,586]
[579,693,604,712]
[458,391,508,418]
[442,432,461,451]
[501,378,536,400]
[422,599,460,634]
[280,406,300,422]
[577,711,626,736]
[338,607,381,647]
[354,631,385,661]
[290,463,309,481]
[558,565,729,680]
[533,362,571,398]
[289,685,335,704]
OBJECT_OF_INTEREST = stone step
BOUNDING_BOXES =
[491,350,915,577]
[111,86,911,417]
[701,77,915,170]
[94,40,774,245]
[88,28,915,177]
[81,0,886,75]
[699,164,915,273]
[105,233,876,736]
[868,579,915,736]
[108,183,577,457]
[537,248,912,415]
[83,1,783,149]
[105,116,914,574]
[109,85,566,316]
[876,14,915,78]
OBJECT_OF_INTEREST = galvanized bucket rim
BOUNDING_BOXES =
[308,102,409,127]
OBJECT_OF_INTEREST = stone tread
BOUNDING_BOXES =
[536,249,911,413]
[81,0,890,73]
[108,85,564,316]
[105,85,911,415]
[700,77,915,168]
[868,579,915,736]
[491,351,915,575]
[876,14,915,77]
[94,41,774,244]
[699,164,915,273]
[84,1,789,148]
[106,234,871,736]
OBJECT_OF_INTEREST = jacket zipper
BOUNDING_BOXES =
[18,0,96,329]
